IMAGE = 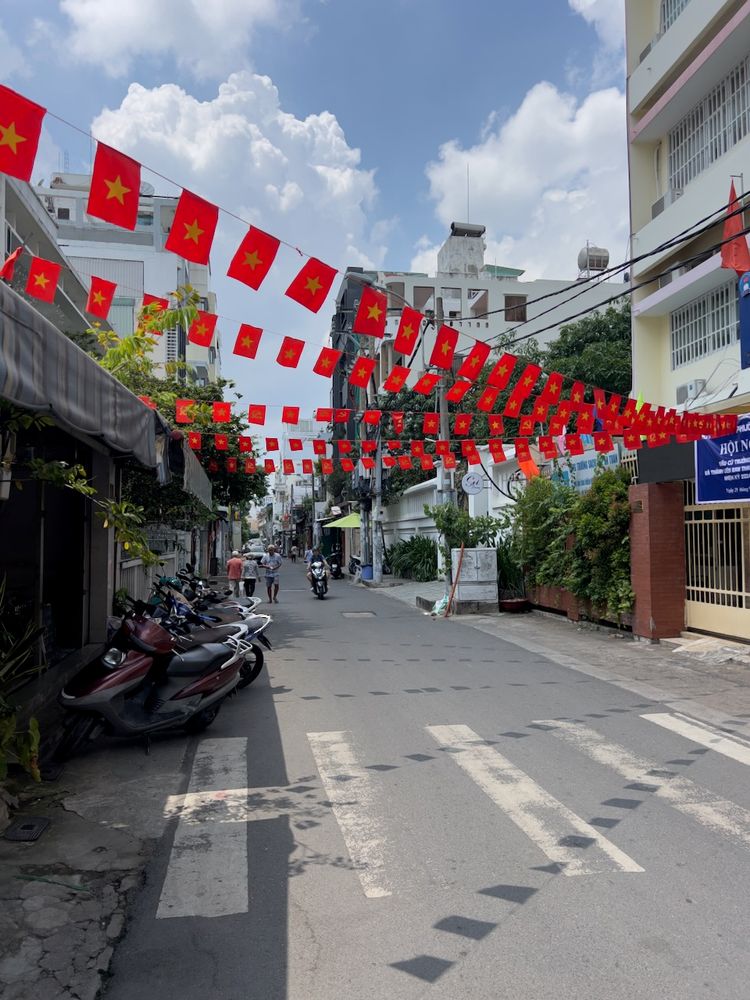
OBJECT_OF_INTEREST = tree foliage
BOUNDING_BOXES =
[542,299,631,397]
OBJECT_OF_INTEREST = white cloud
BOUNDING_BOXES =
[568,0,625,50]
[415,81,629,282]
[568,0,625,85]
[90,71,385,431]
[58,0,296,77]
[0,22,28,81]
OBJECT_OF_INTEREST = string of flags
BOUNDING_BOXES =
[0,83,742,488]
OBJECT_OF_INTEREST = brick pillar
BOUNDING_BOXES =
[629,482,686,641]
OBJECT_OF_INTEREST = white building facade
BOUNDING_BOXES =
[35,173,220,384]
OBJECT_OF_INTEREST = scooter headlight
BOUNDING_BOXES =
[102,647,127,669]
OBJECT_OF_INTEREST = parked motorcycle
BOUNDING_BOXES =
[53,603,244,760]
[310,558,328,599]
[329,549,343,580]
[348,554,361,577]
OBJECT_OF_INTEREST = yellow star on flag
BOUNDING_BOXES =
[523,375,534,386]
[401,323,414,340]
[104,175,131,205]
[284,349,297,360]
[356,366,368,379]
[468,355,480,368]
[367,303,382,321]
[33,272,50,289]
[440,341,452,355]
[548,383,560,395]
[244,250,262,270]
[195,323,207,337]
[0,121,26,155]
[305,275,322,296]
[184,218,205,244]
[497,365,508,377]
[320,356,332,370]
[92,290,106,306]
[241,335,253,348]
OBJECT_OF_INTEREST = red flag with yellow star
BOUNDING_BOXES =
[391,412,404,434]
[454,414,473,436]
[289,439,303,451]
[340,458,355,473]
[212,401,231,423]
[283,460,295,475]
[25,256,61,303]
[538,373,564,403]
[443,453,457,470]
[477,387,499,412]
[140,293,168,333]
[239,436,253,453]
[320,458,334,475]
[285,257,337,313]
[410,440,425,457]
[570,381,585,410]
[214,433,229,451]
[302,458,314,474]
[393,306,423,355]
[165,189,219,265]
[512,363,542,400]
[412,372,443,395]
[188,311,217,347]
[315,407,334,422]
[85,276,117,319]
[488,415,505,436]
[361,457,376,471]
[244,459,257,474]
[363,410,381,425]
[383,456,397,469]
[247,404,266,425]
[0,246,23,281]
[282,406,300,424]
[87,144,140,230]
[0,86,45,181]
[445,380,472,403]
[398,455,413,471]
[429,325,458,369]
[337,440,353,454]
[382,365,410,392]
[313,347,341,377]
[489,440,506,462]
[565,433,585,456]
[487,353,518,390]
[266,437,279,451]
[422,412,440,435]
[353,286,387,338]
[233,324,263,360]
[143,293,168,312]
[277,336,305,368]
[175,399,196,424]
[348,356,376,388]
[264,459,276,474]
[313,439,327,456]
[226,458,238,473]
[361,439,378,452]
[188,431,202,450]
[457,341,490,380]
[227,226,280,290]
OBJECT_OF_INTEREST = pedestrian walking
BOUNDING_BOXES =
[261,545,283,603]
[226,550,244,598]
[290,543,298,564]
[304,546,313,566]
[242,553,260,597]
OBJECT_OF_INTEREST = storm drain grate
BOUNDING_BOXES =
[342,611,376,618]
[4,816,50,842]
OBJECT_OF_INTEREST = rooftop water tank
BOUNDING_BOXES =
[577,246,610,272]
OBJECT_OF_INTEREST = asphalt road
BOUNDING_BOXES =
[104,564,750,999]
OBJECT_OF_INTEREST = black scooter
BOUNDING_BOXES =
[329,550,343,579]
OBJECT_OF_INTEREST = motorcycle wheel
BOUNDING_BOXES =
[51,714,98,762]
[184,701,222,734]
[237,644,265,688]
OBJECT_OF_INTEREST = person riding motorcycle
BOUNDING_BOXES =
[306,549,330,591]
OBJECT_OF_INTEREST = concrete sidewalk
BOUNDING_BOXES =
[368,580,750,730]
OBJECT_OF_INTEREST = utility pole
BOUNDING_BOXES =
[436,294,456,592]
[372,428,384,583]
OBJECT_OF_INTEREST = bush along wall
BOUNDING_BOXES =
[506,466,634,624]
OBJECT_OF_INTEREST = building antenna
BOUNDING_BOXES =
[466,163,470,222]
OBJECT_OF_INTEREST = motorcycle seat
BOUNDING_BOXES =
[176,626,242,649]
[167,642,231,677]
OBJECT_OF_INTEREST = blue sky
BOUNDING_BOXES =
[0,0,628,425]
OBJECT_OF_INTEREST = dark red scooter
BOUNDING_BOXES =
[53,605,243,759]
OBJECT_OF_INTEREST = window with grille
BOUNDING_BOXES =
[660,0,691,34]
[164,328,179,362]
[669,54,750,193]
[670,281,738,369]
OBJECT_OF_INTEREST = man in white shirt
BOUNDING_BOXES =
[261,545,283,603]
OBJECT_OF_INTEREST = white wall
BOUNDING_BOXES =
[381,479,440,549]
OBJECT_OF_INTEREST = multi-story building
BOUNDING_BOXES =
[34,173,220,384]
[330,223,628,407]
[626,0,750,641]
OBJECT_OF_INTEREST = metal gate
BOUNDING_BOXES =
[683,480,750,639]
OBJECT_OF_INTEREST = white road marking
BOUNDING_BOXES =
[157,737,249,919]
[540,720,750,850]
[307,730,391,898]
[426,724,643,876]
[641,712,750,767]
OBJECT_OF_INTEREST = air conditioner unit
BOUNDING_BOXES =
[651,187,683,219]
[676,379,705,405]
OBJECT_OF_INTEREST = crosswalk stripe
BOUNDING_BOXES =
[641,712,750,767]
[307,730,392,898]
[427,724,643,876]
[157,737,249,919]
[539,720,750,850]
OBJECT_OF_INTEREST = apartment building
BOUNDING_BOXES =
[330,223,627,422]
[34,173,221,384]
[626,0,750,640]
